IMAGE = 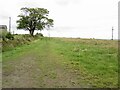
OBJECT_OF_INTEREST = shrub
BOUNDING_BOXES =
[35,33,43,37]
[5,32,14,40]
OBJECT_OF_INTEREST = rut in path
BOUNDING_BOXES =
[2,40,90,88]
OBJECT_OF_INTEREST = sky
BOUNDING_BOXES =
[0,0,119,39]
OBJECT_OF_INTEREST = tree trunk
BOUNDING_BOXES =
[29,30,34,36]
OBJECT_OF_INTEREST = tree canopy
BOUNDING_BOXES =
[16,7,54,36]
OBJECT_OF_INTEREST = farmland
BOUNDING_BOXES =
[2,37,118,88]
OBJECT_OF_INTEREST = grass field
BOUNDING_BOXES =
[2,37,118,88]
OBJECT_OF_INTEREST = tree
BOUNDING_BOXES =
[16,7,54,36]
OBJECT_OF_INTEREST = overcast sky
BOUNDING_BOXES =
[0,0,119,39]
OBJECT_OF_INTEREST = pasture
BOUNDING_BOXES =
[2,37,118,88]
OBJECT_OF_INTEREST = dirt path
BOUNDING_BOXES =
[2,39,90,88]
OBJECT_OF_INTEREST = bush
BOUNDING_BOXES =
[35,33,43,37]
[5,32,14,40]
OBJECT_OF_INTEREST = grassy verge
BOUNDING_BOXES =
[2,34,43,52]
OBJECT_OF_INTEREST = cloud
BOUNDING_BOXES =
[55,0,80,6]
[0,15,9,19]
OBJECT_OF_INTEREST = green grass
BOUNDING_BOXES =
[48,38,118,87]
[2,37,118,88]
[2,34,43,52]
